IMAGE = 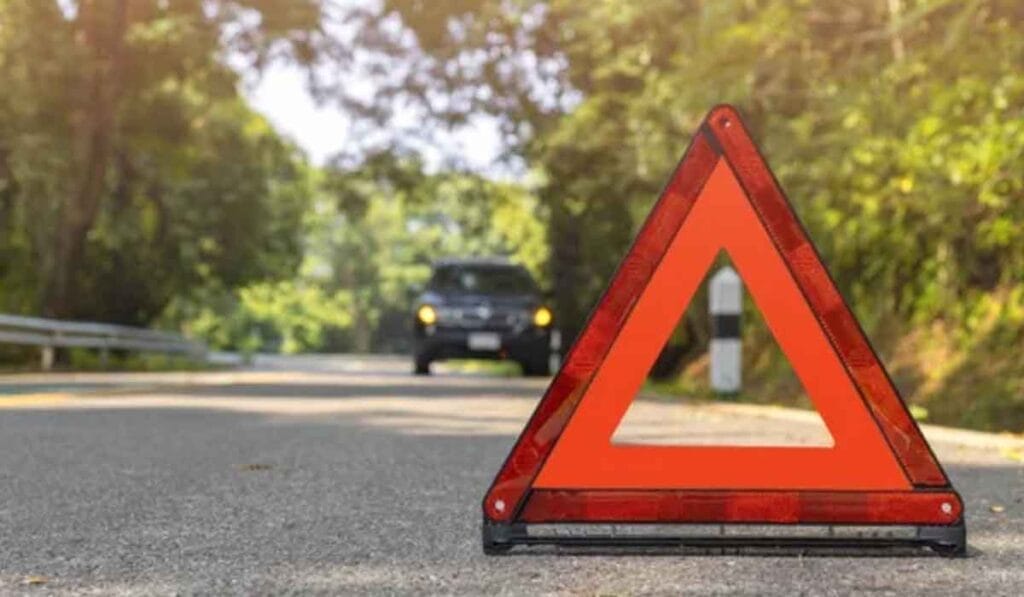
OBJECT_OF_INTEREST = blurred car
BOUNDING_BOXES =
[412,258,558,376]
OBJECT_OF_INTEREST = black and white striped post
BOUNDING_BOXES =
[709,266,742,394]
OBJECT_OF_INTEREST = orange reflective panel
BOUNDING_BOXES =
[533,159,909,491]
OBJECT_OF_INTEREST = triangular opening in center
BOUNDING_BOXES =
[611,251,834,447]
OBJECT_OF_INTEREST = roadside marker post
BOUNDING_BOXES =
[481,105,965,556]
[709,266,742,394]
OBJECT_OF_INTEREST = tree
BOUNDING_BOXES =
[324,0,1024,428]
[0,0,327,323]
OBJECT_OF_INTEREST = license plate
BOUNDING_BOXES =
[467,332,501,351]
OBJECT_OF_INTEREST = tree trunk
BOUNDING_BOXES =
[886,0,906,62]
[44,0,128,318]
[0,146,16,233]
[548,200,584,344]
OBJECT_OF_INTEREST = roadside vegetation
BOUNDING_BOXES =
[1,1,1021,432]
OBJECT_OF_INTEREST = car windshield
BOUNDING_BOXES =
[430,265,538,295]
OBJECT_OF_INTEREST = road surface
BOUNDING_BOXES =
[1,355,1022,595]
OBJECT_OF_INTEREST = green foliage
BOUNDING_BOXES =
[162,281,352,355]
[0,0,322,323]
[66,350,212,373]
[238,281,353,354]
[351,0,1024,430]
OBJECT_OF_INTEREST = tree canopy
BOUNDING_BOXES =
[0,0,324,322]
[331,0,1024,428]
[1,0,1022,430]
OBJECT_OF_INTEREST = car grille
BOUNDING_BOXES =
[436,306,529,331]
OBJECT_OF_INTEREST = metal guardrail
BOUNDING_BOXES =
[0,313,206,370]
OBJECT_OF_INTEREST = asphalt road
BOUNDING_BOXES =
[1,355,1022,595]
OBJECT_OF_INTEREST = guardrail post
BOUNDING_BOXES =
[100,333,113,368]
[41,345,55,371]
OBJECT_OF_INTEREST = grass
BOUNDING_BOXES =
[647,314,1024,433]
[0,347,220,374]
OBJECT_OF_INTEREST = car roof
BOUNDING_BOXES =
[432,257,518,268]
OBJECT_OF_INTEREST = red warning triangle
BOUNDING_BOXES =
[482,105,963,551]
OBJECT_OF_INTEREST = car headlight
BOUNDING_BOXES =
[533,306,553,327]
[417,305,438,325]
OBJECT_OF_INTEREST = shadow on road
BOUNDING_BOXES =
[0,401,1021,594]
[155,380,541,400]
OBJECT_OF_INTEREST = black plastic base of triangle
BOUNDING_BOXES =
[482,521,966,557]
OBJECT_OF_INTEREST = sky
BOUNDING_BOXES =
[244,64,508,174]
[56,0,511,176]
